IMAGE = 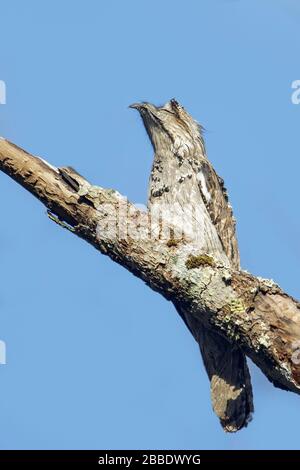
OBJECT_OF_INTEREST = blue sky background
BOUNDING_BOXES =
[0,0,300,450]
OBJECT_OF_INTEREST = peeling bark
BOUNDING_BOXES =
[1,138,300,409]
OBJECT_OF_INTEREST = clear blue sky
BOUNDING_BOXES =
[0,0,300,450]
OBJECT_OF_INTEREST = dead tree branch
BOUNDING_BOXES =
[1,137,300,400]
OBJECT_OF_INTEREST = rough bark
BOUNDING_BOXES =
[1,137,300,410]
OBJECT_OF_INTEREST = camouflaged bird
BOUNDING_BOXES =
[130,99,253,432]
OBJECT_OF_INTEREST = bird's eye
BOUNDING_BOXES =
[170,99,180,108]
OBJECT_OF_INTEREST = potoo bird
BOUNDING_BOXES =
[130,99,253,432]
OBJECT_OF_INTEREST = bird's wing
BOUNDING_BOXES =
[167,100,240,269]
[192,153,240,270]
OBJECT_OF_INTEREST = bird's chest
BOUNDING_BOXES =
[148,152,200,207]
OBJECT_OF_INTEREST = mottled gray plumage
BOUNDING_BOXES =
[130,99,253,431]
[130,99,239,268]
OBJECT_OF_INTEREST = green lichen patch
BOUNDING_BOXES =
[166,238,180,248]
[185,254,215,270]
[224,298,246,314]
[229,299,246,313]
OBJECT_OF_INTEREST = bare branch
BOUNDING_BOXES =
[1,138,300,400]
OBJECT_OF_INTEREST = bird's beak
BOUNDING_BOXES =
[129,103,142,110]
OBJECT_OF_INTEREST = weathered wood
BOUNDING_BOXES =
[1,138,300,411]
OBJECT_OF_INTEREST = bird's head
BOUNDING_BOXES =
[129,99,205,156]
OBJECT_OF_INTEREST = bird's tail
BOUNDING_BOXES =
[183,312,253,432]
[197,326,253,432]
